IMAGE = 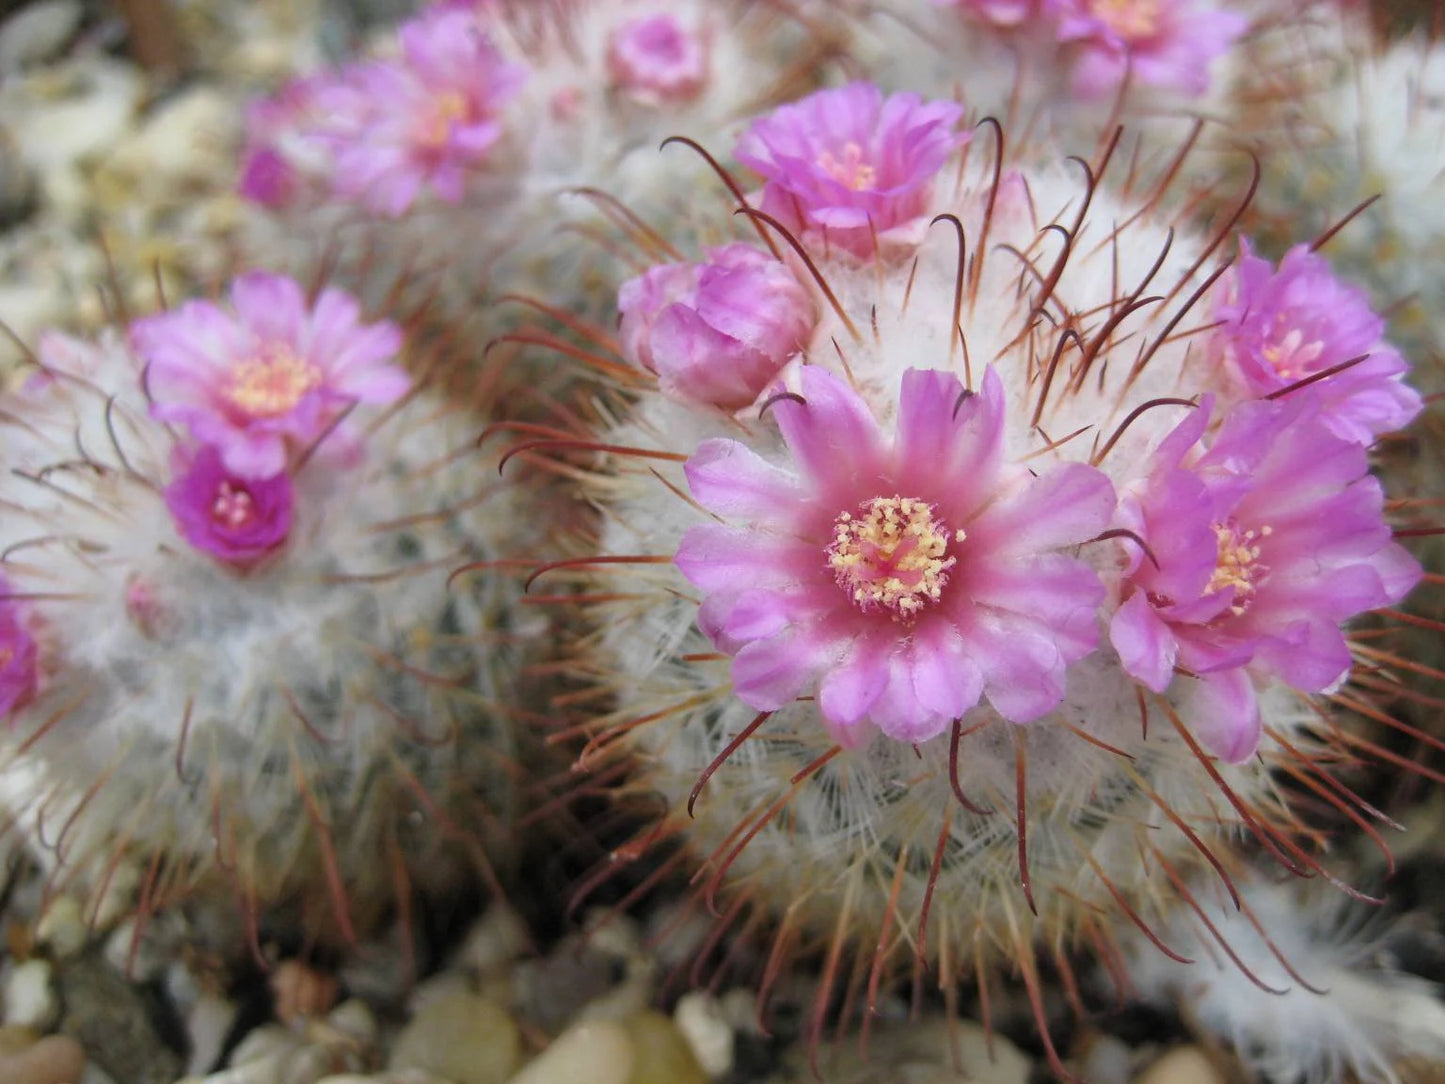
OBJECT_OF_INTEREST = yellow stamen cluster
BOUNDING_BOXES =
[1090,0,1162,40]
[817,141,877,191]
[420,90,470,148]
[226,346,323,418]
[828,496,960,620]
[1207,521,1271,615]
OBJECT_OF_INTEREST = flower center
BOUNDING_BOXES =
[817,141,877,191]
[1089,0,1161,40]
[828,496,959,619]
[212,482,256,531]
[226,345,322,418]
[1206,520,1270,615]
[421,90,470,147]
[1261,324,1325,382]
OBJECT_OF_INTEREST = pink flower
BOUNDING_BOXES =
[237,75,342,209]
[0,581,38,720]
[1110,397,1421,762]
[676,366,1115,746]
[131,272,408,479]
[617,244,817,410]
[1213,240,1422,445]
[930,0,1062,27]
[734,83,968,259]
[607,15,708,103]
[1057,0,1248,97]
[324,8,525,215]
[164,445,294,567]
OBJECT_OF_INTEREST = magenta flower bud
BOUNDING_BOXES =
[617,244,817,410]
[734,82,967,259]
[165,445,295,568]
[0,581,38,721]
[606,15,708,103]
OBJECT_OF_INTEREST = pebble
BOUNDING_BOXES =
[183,991,237,1078]
[455,904,530,977]
[0,1034,86,1084]
[0,1,82,74]
[5,959,59,1031]
[1077,1031,1137,1084]
[782,1017,1032,1084]
[57,952,183,1084]
[1132,1046,1228,1084]
[623,1011,707,1084]
[506,1019,634,1084]
[673,992,733,1078]
[388,993,520,1084]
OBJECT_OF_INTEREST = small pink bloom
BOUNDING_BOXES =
[0,580,37,720]
[734,82,968,259]
[1110,397,1421,762]
[1057,0,1248,97]
[930,0,1061,27]
[131,271,408,479]
[323,8,525,215]
[607,14,708,103]
[165,445,294,567]
[617,244,817,410]
[237,75,344,209]
[676,365,1115,746]
[1214,240,1422,445]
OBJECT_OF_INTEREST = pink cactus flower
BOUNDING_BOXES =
[607,14,708,103]
[164,445,294,567]
[617,244,817,410]
[131,272,408,480]
[0,581,38,720]
[1110,397,1421,762]
[1213,240,1422,445]
[325,7,525,215]
[1057,0,1248,97]
[676,365,1115,746]
[237,75,343,209]
[734,82,968,259]
[930,0,1061,27]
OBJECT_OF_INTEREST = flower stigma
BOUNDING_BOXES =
[828,496,961,619]
[817,141,877,191]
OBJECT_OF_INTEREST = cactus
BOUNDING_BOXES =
[512,82,1426,1076]
[0,271,540,950]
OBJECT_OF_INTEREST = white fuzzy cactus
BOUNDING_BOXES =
[0,272,538,947]
[510,81,1426,1075]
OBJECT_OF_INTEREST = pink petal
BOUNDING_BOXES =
[771,366,886,503]
[685,439,804,520]
[1110,589,1178,692]
[230,272,307,345]
[1183,667,1261,763]
[969,461,1114,553]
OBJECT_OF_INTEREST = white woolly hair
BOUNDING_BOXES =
[0,327,535,939]
[1125,869,1445,1084]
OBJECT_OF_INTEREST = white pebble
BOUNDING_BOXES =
[1133,1046,1229,1084]
[228,1025,304,1068]
[0,1,81,74]
[4,959,58,1031]
[34,897,86,960]
[456,904,530,976]
[325,1000,377,1047]
[674,993,734,1079]
[184,991,237,1078]
[506,1020,635,1084]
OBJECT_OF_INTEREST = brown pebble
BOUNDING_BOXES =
[0,1034,87,1084]
[0,1025,41,1057]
